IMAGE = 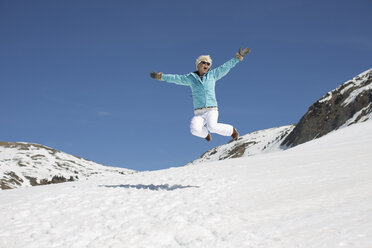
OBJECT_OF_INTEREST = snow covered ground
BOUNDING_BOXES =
[1,120,372,248]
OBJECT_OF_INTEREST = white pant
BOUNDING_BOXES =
[190,108,234,138]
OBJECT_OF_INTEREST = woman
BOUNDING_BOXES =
[150,47,250,142]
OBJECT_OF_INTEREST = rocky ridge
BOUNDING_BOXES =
[282,68,372,147]
[188,125,294,165]
[0,142,135,190]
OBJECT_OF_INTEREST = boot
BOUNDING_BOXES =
[205,133,212,142]
[231,128,239,141]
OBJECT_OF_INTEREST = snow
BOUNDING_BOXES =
[342,81,372,106]
[342,69,372,105]
[339,82,354,95]
[340,103,372,128]
[318,92,332,103]
[341,68,372,107]
[1,120,372,247]
[318,68,371,105]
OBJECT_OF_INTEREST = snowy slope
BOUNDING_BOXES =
[1,120,371,248]
[0,142,135,190]
[189,125,294,165]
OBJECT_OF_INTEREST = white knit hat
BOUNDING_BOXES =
[195,55,212,69]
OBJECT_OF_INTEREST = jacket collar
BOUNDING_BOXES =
[194,71,201,76]
[192,70,209,82]
[191,71,203,83]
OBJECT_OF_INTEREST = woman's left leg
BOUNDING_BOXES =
[206,110,234,136]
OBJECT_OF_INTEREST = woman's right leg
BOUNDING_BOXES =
[190,115,208,138]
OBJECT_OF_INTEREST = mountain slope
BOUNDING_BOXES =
[188,125,294,165]
[1,120,371,247]
[0,142,135,190]
[282,68,372,147]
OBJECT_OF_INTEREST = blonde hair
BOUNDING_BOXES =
[195,55,212,69]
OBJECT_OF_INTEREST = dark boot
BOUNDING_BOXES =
[231,128,239,141]
[205,133,212,142]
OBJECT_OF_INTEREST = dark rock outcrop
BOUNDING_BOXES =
[282,69,372,147]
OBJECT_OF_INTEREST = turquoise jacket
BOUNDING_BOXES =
[161,57,240,110]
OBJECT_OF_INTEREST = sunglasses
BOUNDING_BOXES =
[199,61,211,66]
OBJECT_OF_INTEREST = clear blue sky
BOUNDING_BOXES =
[1,0,371,171]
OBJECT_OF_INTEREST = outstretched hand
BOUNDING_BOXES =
[239,47,251,56]
[150,71,162,80]
[236,47,251,61]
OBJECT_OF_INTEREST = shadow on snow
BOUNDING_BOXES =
[100,184,200,191]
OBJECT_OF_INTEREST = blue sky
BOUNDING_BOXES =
[1,0,371,171]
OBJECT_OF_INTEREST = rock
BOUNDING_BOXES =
[282,69,372,147]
